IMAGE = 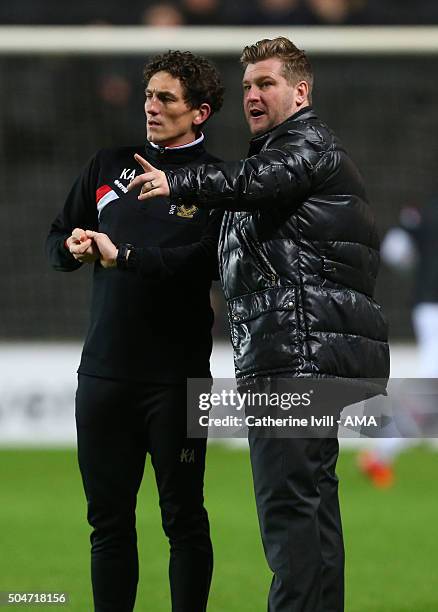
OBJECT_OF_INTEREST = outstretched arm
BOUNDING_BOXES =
[127,143,315,212]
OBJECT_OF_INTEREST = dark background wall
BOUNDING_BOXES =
[1,53,437,340]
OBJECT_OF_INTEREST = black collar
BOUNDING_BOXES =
[144,139,207,166]
[248,106,317,155]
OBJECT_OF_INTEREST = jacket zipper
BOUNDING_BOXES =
[240,228,279,285]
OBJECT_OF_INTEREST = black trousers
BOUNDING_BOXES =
[75,374,213,612]
[248,433,344,612]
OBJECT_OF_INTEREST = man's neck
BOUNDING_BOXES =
[149,133,204,151]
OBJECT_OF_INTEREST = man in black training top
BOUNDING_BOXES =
[128,37,390,612]
[46,51,224,612]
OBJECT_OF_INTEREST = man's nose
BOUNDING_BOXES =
[146,97,159,114]
[145,100,159,115]
[246,87,260,102]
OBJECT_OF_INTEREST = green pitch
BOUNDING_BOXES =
[1,445,437,611]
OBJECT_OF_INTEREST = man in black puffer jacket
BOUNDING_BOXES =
[129,37,390,612]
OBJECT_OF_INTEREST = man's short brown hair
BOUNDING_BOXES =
[240,37,313,101]
[143,50,224,116]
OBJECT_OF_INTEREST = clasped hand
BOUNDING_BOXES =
[67,229,118,269]
[67,154,167,266]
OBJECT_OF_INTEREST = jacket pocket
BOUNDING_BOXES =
[240,227,279,285]
[228,286,300,377]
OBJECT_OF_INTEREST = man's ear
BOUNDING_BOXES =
[295,81,310,106]
[193,103,212,127]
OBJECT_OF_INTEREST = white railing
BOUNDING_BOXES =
[1,26,438,55]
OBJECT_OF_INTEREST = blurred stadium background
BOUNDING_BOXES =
[1,1,438,610]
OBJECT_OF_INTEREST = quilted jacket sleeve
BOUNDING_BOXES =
[166,134,323,212]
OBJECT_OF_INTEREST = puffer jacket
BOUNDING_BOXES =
[167,107,390,393]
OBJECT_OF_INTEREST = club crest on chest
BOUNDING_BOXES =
[168,203,198,218]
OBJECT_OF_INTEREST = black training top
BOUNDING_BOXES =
[46,139,223,383]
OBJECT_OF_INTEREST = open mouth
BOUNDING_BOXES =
[148,121,161,127]
[249,109,265,118]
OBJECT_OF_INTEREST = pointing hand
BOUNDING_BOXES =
[127,153,170,201]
